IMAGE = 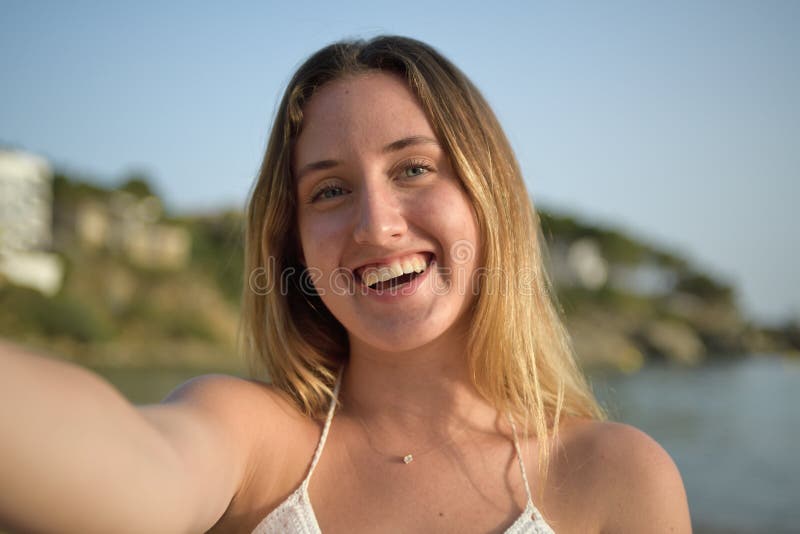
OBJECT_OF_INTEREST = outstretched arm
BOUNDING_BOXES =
[0,340,254,534]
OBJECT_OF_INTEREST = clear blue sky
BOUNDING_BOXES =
[1,1,798,324]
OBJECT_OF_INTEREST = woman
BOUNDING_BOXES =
[0,36,690,533]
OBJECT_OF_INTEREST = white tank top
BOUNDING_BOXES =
[252,369,555,533]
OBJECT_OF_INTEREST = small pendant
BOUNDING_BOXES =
[403,454,414,464]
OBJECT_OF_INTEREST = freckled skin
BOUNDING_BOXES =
[294,73,481,354]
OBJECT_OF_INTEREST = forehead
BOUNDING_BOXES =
[294,72,437,164]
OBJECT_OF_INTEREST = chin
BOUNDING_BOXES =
[348,313,465,355]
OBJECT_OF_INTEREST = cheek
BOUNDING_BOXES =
[298,215,346,267]
[414,186,480,247]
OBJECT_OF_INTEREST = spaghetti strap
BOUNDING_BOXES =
[300,366,344,490]
[507,415,550,525]
[508,415,535,508]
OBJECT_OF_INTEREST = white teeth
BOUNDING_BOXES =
[359,255,430,287]
[379,266,394,280]
[389,261,404,277]
[362,270,380,287]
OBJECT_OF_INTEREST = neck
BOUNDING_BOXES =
[340,326,502,441]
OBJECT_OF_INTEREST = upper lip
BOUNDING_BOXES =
[349,251,435,274]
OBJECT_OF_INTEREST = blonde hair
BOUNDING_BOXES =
[242,35,604,473]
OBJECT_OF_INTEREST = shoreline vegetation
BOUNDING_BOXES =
[1,171,798,373]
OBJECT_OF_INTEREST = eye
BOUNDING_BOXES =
[310,183,347,203]
[402,160,434,178]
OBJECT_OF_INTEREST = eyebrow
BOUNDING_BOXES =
[295,135,440,183]
[381,135,440,154]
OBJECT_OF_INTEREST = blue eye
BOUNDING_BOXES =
[403,163,433,178]
[312,185,346,202]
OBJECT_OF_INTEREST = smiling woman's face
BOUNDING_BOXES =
[293,72,480,353]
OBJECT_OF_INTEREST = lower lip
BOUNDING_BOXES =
[359,259,435,302]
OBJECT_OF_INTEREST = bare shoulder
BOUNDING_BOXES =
[554,418,691,533]
[157,373,317,468]
[140,374,319,530]
[161,373,307,426]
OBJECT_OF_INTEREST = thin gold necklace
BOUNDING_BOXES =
[354,412,474,465]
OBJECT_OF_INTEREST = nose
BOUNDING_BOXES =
[352,182,407,246]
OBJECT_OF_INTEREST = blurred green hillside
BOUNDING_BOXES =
[1,172,797,372]
[540,211,799,370]
[1,172,244,371]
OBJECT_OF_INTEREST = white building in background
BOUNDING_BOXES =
[0,149,63,296]
[567,238,609,290]
[73,191,191,270]
[548,235,676,296]
[0,150,53,251]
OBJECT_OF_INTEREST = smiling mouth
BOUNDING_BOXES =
[367,270,421,291]
[355,252,434,290]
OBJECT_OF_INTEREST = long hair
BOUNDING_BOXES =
[242,35,604,474]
